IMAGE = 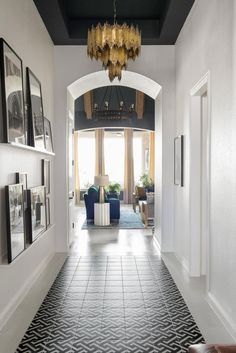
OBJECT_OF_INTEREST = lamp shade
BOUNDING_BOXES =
[94,175,109,187]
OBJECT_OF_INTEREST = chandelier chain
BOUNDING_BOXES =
[113,0,117,24]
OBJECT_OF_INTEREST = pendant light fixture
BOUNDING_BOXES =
[87,0,141,82]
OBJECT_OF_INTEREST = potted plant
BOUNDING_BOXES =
[139,173,154,192]
[107,182,121,199]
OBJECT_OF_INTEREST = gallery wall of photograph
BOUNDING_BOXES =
[0,37,54,264]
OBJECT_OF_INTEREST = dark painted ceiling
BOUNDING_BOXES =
[33,0,195,45]
[75,86,154,131]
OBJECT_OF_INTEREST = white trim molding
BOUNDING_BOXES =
[208,292,236,341]
[68,70,162,101]
[189,71,211,282]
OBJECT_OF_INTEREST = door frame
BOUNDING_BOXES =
[189,72,211,289]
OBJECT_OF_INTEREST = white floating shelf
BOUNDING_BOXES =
[1,142,55,156]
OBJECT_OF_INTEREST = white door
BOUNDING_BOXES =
[68,114,75,246]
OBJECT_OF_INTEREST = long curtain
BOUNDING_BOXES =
[149,131,155,182]
[124,129,134,204]
[95,128,105,176]
[74,131,80,204]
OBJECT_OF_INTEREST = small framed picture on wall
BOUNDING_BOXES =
[42,159,50,194]
[174,135,184,187]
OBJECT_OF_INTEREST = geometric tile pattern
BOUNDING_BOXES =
[16,255,204,353]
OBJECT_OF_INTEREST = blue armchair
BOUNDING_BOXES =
[84,185,120,222]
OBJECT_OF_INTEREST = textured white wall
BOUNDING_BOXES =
[175,0,236,338]
[53,45,176,252]
[0,0,55,327]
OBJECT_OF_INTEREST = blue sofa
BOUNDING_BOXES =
[84,185,120,222]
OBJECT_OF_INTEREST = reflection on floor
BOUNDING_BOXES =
[72,204,156,256]
[16,255,204,352]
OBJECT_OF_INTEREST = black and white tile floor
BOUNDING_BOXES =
[16,255,204,353]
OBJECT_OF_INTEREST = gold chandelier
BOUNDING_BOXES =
[87,0,141,82]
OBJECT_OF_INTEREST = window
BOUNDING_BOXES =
[104,131,124,187]
[77,131,95,189]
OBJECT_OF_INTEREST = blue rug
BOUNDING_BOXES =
[82,208,145,229]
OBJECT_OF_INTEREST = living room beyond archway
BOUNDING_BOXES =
[73,86,156,231]
[65,71,162,253]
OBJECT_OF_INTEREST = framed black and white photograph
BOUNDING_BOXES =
[5,184,26,263]
[34,116,45,150]
[46,197,50,228]
[28,186,46,243]
[26,67,45,149]
[174,135,184,187]
[44,117,54,153]
[0,38,26,144]
[42,159,50,194]
[16,172,28,208]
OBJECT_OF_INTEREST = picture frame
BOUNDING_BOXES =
[15,172,28,190]
[46,197,50,228]
[43,117,54,153]
[26,67,44,149]
[174,135,184,187]
[16,172,28,208]
[42,159,50,194]
[5,184,26,263]
[0,38,26,144]
[27,186,46,243]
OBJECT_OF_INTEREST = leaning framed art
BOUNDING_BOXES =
[16,172,28,208]
[174,135,184,187]
[43,117,54,153]
[5,184,26,263]
[26,67,44,149]
[0,38,26,144]
[27,186,46,243]
[42,159,50,194]
[46,196,50,228]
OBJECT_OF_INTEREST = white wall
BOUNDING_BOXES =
[175,0,236,338]
[54,45,176,252]
[0,0,55,328]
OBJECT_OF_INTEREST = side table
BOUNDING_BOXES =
[94,203,110,226]
[140,201,154,228]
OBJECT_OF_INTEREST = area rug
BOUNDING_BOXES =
[82,208,147,229]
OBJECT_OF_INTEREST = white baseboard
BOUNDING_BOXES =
[153,235,161,252]
[207,292,236,342]
[0,252,54,331]
[174,252,190,274]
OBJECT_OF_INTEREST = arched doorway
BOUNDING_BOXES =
[65,70,163,251]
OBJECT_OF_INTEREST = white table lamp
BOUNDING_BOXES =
[94,175,109,203]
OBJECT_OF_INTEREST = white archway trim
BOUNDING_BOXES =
[65,69,165,253]
[68,70,161,100]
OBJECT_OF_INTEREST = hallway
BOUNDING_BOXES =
[16,225,204,352]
